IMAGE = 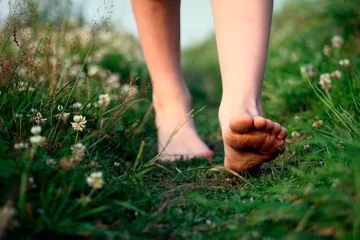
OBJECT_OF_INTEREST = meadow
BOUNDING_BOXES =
[1,0,360,239]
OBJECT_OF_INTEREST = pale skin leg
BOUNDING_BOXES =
[131,0,288,171]
[211,0,287,172]
[131,0,213,161]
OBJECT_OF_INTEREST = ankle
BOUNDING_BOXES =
[152,91,192,114]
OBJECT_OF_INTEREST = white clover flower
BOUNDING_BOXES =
[323,45,331,56]
[105,74,121,90]
[88,65,100,77]
[30,112,47,125]
[14,142,29,150]
[18,81,28,92]
[331,35,344,48]
[319,73,332,91]
[46,159,56,166]
[86,172,104,189]
[55,112,70,123]
[70,143,86,163]
[30,135,46,146]
[31,126,42,135]
[339,59,350,67]
[121,84,139,98]
[98,93,111,108]
[312,119,323,128]
[71,115,87,131]
[291,131,301,139]
[71,102,82,110]
[114,162,120,167]
[57,105,64,111]
[331,70,342,79]
[300,64,315,78]
[18,67,27,77]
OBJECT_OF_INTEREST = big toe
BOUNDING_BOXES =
[229,114,254,133]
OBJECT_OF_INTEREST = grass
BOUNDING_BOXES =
[1,0,360,239]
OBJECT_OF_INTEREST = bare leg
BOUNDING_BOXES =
[131,0,213,161]
[211,0,287,172]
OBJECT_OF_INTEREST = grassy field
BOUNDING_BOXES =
[1,0,360,239]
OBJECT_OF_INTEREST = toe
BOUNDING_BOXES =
[229,114,254,133]
[264,119,274,133]
[253,116,267,130]
[278,127,288,139]
[224,130,268,151]
[272,122,281,135]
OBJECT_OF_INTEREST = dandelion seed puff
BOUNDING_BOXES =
[31,126,42,135]
[331,35,344,48]
[339,59,350,67]
[71,115,87,131]
[86,172,104,189]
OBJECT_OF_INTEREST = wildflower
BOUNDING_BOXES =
[18,81,28,92]
[30,135,46,146]
[88,65,100,77]
[15,113,23,118]
[71,102,82,110]
[105,74,121,89]
[331,35,344,48]
[30,112,47,125]
[70,143,86,163]
[98,93,111,108]
[319,73,332,91]
[339,59,350,67]
[57,105,64,111]
[114,162,120,167]
[14,142,28,150]
[330,70,342,79]
[78,195,91,206]
[31,126,42,135]
[69,64,81,77]
[28,87,35,92]
[322,45,331,56]
[121,84,139,98]
[18,67,27,77]
[205,219,213,225]
[86,172,104,189]
[312,118,323,128]
[303,144,311,151]
[55,112,70,123]
[46,159,56,166]
[71,115,87,131]
[291,131,301,139]
[300,64,315,78]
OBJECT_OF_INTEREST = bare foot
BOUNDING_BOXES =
[220,109,287,173]
[155,106,213,162]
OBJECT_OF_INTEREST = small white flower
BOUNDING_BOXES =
[114,162,120,167]
[14,142,29,150]
[30,112,47,125]
[312,119,323,128]
[57,105,64,111]
[70,143,86,163]
[71,102,82,110]
[55,112,70,122]
[339,59,350,67]
[31,126,42,135]
[331,35,344,48]
[88,65,100,77]
[105,74,121,90]
[98,93,111,108]
[304,144,311,151]
[86,172,104,189]
[323,45,331,56]
[30,135,46,146]
[291,131,301,139]
[17,81,28,92]
[121,84,139,98]
[319,73,332,91]
[300,64,315,78]
[71,115,87,131]
[15,113,23,118]
[331,70,342,79]
[46,159,56,166]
